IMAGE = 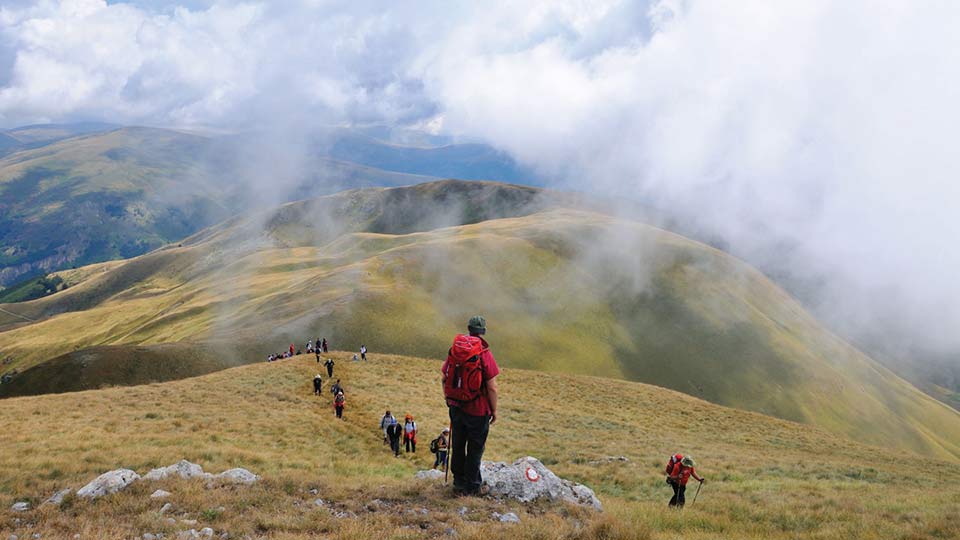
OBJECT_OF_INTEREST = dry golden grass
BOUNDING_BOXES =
[1,351,959,539]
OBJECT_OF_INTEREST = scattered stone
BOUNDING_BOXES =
[177,530,199,540]
[587,456,630,465]
[445,528,457,537]
[219,533,229,540]
[31,535,40,540]
[151,490,172,499]
[42,488,72,507]
[331,510,356,519]
[414,469,445,480]
[199,529,214,538]
[181,520,198,526]
[145,461,211,481]
[313,499,325,507]
[8,534,17,540]
[309,488,319,495]
[11,501,29,512]
[498,512,520,523]
[165,518,177,525]
[215,468,259,484]
[481,457,602,510]
[76,469,141,499]
[143,534,157,540]
[159,503,174,514]
[458,506,468,516]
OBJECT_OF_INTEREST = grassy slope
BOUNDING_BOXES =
[1,182,959,460]
[1,352,959,539]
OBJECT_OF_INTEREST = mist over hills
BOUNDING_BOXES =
[2,180,958,461]
[0,124,536,290]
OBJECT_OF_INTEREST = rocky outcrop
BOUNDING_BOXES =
[76,469,141,499]
[214,468,259,484]
[41,488,72,507]
[480,457,602,510]
[144,460,211,481]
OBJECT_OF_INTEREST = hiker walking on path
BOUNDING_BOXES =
[334,390,345,419]
[360,345,367,361]
[667,455,704,508]
[380,411,398,444]
[313,374,323,395]
[403,414,418,453]
[432,428,449,470]
[322,338,328,353]
[442,315,500,496]
[386,418,403,457]
[325,357,335,378]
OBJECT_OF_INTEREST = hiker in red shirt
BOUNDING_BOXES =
[442,315,500,496]
[667,456,704,508]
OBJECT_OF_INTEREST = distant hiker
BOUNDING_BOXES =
[325,358,335,378]
[380,411,398,444]
[360,345,367,361]
[330,379,342,397]
[431,428,450,470]
[289,343,295,356]
[334,391,345,419]
[386,419,403,457]
[315,348,321,363]
[307,340,313,353]
[442,315,500,495]
[352,353,359,362]
[403,414,418,453]
[313,374,323,395]
[322,338,328,353]
[667,456,704,508]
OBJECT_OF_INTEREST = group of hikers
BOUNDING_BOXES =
[267,337,329,362]
[298,316,704,506]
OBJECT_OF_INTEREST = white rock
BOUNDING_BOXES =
[159,503,174,514]
[77,469,141,499]
[313,499,325,507]
[11,502,29,512]
[42,488,72,507]
[180,520,198,526]
[151,490,172,499]
[9,535,18,540]
[143,534,157,540]
[176,530,199,540]
[498,512,520,523]
[414,469,445,480]
[145,461,210,481]
[215,468,259,484]
[480,457,602,510]
[199,528,214,538]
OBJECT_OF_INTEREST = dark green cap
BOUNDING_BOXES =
[468,315,486,335]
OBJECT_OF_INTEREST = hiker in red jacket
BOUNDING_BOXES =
[442,315,500,496]
[667,456,704,508]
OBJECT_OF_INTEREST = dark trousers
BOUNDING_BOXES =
[327,366,333,377]
[668,480,686,507]
[313,382,321,395]
[390,437,401,456]
[335,406,343,419]
[434,450,448,469]
[405,436,416,453]
[449,406,490,493]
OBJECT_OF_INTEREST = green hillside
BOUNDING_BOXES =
[1,352,958,539]
[1,181,959,460]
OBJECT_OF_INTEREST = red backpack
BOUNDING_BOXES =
[443,334,486,407]
[665,454,683,475]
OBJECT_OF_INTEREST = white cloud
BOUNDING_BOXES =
[1,0,959,352]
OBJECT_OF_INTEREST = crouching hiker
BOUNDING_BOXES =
[431,428,450,470]
[313,373,323,395]
[667,455,704,508]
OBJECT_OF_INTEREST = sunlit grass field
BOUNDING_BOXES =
[2,351,958,539]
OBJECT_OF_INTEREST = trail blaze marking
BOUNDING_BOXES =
[525,467,540,482]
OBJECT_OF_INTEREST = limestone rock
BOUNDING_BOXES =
[145,460,210,481]
[76,469,141,499]
[199,528,214,538]
[11,502,29,512]
[151,490,172,499]
[414,469,445,480]
[480,457,602,510]
[497,512,520,523]
[42,488,72,507]
[143,534,157,540]
[215,468,259,484]
[159,502,174,514]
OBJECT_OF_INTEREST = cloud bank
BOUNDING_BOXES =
[2,0,960,354]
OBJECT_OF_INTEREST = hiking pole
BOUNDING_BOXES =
[444,422,452,485]
[690,480,703,507]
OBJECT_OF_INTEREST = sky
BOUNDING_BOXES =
[1,0,959,356]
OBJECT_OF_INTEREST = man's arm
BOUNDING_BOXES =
[486,377,499,425]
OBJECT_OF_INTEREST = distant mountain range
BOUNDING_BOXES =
[0,123,538,290]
